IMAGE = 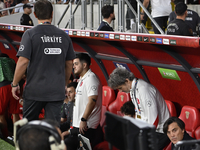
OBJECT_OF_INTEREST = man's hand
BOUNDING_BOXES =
[62,131,70,137]
[12,85,20,100]
[79,121,87,134]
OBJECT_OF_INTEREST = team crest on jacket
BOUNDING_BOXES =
[147,100,152,107]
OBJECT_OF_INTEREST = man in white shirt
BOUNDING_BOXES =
[141,0,173,34]
[15,0,29,13]
[108,68,171,150]
[64,53,103,150]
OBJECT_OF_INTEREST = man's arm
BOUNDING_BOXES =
[12,56,29,100]
[65,60,73,94]
[141,0,150,20]
[65,60,73,85]
[79,95,98,134]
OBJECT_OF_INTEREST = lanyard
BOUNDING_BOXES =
[40,22,51,25]
[133,78,141,114]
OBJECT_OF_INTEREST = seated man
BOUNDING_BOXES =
[166,2,193,36]
[120,101,135,118]
[163,117,195,150]
[60,82,77,133]
[108,68,170,150]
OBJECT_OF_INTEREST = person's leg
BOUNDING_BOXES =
[64,134,79,150]
[162,16,169,33]
[45,100,63,124]
[126,8,131,30]
[83,125,104,148]
[152,17,166,34]
[64,128,80,150]
[0,114,8,138]
[23,99,43,121]
[0,85,11,138]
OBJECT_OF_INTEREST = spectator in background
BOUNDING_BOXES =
[4,0,16,14]
[163,117,195,150]
[0,53,20,139]
[167,2,193,36]
[108,68,170,150]
[1,9,8,16]
[14,0,28,13]
[97,5,115,31]
[168,0,200,36]
[60,82,77,133]
[20,4,34,26]
[141,0,172,34]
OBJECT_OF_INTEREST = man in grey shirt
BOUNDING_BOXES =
[12,0,75,124]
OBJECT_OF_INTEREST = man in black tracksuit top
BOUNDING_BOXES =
[168,0,200,36]
[20,4,34,26]
[97,5,115,31]
[167,2,193,36]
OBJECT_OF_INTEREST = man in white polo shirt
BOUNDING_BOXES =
[64,53,103,150]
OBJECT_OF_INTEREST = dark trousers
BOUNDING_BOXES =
[156,132,171,150]
[152,16,168,34]
[65,125,104,150]
[23,99,63,124]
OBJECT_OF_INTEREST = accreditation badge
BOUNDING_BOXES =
[137,115,141,119]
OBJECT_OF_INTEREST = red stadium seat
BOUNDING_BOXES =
[179,106,200,138]
[93,141,119,150]
[108,92,131,116]
[163,143,171,150]
[100,86,116,128]
[165,100,177,117]
[195,126,200,139]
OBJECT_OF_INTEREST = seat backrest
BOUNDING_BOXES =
[165,100,177,117]
[163,143,171,150]
[100,86,116,127]
[195,126,200,139]
[108,91,131,116]
[179,106,200,138]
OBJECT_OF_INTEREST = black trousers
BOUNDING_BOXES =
[23,99,63,124]
[152,16,169,34]
[65,125,104,150]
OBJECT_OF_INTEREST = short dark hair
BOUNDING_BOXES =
[19,128,51,150]
[120,101,135,117]
[101,5,114,19]
[75,53,91,67]
[34,0,53,20]
[174,0,184,5]
[175,2,187,16]
[67,82,78,89]
[163,117,185,134]
[18,119,61,150]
